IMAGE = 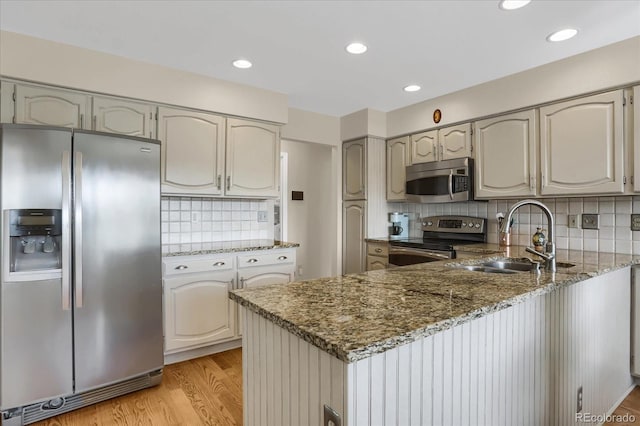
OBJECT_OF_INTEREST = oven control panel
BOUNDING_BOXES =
[421,215,485,234]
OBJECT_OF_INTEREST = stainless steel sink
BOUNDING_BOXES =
[451,258,541,274]
[482,259,540,272]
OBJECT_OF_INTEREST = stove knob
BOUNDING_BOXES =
[468,222,474,228]
[461,222,466,227]
[475,223,481,228]
[427,221,433,226]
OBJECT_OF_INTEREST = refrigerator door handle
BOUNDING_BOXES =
[62,151,72,311]
[74,151,84,308]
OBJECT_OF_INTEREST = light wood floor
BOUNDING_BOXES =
[32,350,640,425]
[606,387,640,426]
[34,348,243,426]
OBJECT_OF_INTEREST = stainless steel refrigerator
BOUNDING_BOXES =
[0,124,163,425]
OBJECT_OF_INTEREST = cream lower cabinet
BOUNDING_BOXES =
[540,90,624,195]
[343,200,366,274]
[226,118,280,198]
[366,241,388,271]
[163,256,236,353]
[14,83,91,129]
[235,249,296,337]
[386,136,409,201]
[92,96,156,138]
[158,106,225,196]
[474,110,537,198]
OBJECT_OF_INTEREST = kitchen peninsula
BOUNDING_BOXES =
[230,246,636,426]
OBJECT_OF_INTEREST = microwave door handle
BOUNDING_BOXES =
[448,170,454,200]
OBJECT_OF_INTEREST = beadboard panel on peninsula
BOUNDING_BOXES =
[242,268,633,426]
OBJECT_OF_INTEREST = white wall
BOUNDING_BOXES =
[281,139,337,279]
[281,108,341,146]
[386,36,640,137]
[340,108,387,141]
[0,31,288,123]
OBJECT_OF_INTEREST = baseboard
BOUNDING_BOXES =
[603,382,637,422]
[164,338,242,365]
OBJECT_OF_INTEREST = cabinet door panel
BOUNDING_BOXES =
[475,110,537,198]
[343,139,366,200]
[1,81,14,123]
[540,90,624,195]
[387,136,409,201]
[635,86,640,193]
[226,118,280,197]
[158,107,225,196]
[410,130,438,164]
[93,96,155,138]
[440,123,471,160]
[164,273,235,352]
[343,201,366,274]
[366,256,387,271]
[15,84,91,129]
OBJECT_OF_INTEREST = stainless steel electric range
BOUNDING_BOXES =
[388,215,487,266]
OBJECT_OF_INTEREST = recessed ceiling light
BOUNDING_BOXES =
[232,59,252,69]
[403,85,421,92]
[499,0,531,10]
[547,28,578,42]
[346,42,367,55]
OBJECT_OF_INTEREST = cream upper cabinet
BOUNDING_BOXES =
[410,130,438,164]
[14,84,91,129]
[343,139,366,200]
[226,118,280,198]
[158,106,225,196]
[474,110,537,198]
[440,123,472,161]
[0,81,14,123]
[540,90,624,196]
[163,271,236,352]
[634,86,640,193]
[92,96,156,138]
[343,200,366,274]
[386,136,409,201]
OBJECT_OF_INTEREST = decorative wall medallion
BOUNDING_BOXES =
[433,109,442,124]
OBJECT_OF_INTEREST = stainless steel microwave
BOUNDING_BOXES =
[405,157,473,203]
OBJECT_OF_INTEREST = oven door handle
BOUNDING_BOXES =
[448,170,454,200]
[389,247,451,260]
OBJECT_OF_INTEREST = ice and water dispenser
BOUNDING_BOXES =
[8,209,62,273]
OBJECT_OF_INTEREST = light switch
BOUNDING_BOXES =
[581,213,599,230]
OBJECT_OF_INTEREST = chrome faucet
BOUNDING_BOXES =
[500,200,556,272]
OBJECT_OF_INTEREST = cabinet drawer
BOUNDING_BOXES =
[237,250,295,269]
[163,255,234,276]
[367,242,389,257]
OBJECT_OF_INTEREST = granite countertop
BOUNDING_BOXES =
[230,245,639,363]
[163,240,299,257]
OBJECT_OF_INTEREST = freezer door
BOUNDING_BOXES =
[0,125,73,409]
[73,132,162,392]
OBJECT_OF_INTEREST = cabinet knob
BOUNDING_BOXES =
[277,255,288,260]
[175,265,188,270]
[374,248,382,253]
[247,258,258,264]
[213,261,225,267]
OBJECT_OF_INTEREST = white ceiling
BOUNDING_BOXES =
[1,0,639,117]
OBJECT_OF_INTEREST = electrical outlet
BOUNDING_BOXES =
[632,214,640,231]
[581,213,599,230]
[577,386,583,413]
[191,211,201,224]
[568,215,579,229]
[257,210,268,222]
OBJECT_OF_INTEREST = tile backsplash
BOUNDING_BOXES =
[388,196,640,255]
[161,197,274,254]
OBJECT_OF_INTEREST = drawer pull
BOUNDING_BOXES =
[277,256,288,260]
[375,248,382,253]
[213,261,225,267]
[247,258,258,264]
[175,265,188,270]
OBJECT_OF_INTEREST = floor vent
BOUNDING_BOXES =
[19,370,162,425]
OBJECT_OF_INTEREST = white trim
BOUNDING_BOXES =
[280,152,288,243]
